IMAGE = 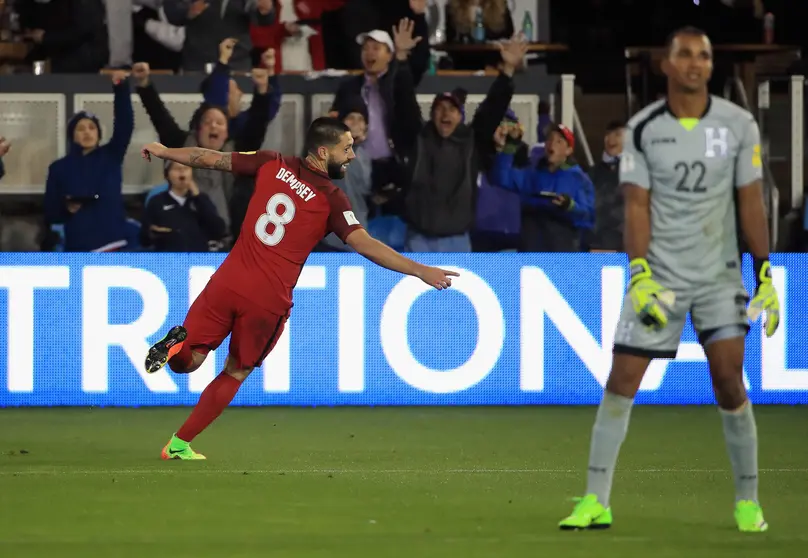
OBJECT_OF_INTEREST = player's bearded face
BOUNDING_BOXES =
[326,133,356,179]
[666,35,713,93]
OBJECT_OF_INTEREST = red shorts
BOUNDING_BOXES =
[183,282,288,370]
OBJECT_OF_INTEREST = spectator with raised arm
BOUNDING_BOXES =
[132,61,275,239]
[490,122,595,252]
[43,72,134,252]
[141,161,227,251]
[199,42,282,236]
[392,36,527,252]
[163,0,275,71]
[474,109,526,252]
[329,17,429,211]
[444,0,514,70]
[201,39,281,138]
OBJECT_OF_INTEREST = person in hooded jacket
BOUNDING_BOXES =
[392,35,527,252]
[131,61,274,242]
[490,122,595,252]
[43,71,134,252]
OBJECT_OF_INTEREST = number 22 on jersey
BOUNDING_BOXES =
[255,193,296,246]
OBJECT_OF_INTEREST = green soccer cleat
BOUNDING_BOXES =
[735,500,768,532]
[559,494,613,530]
[145,326,187,374]
[160,434,206,461]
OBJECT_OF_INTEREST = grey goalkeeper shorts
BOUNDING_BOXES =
[613,280,750,359]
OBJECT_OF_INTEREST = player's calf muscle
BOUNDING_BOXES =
[170,351,207,374]
[712,377,747,409]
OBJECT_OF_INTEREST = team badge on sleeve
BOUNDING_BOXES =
[752,144,762,168]
[343,211,360,226]
[620,152,635,173]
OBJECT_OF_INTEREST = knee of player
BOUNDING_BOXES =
[711,373,748,409]
[223,365,253,382]
[189,351,209,371]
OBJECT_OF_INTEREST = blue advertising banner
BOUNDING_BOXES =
[0,253,806,407]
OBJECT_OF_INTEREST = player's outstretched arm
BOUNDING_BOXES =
[141,143,232,171]
[345,229,459,290]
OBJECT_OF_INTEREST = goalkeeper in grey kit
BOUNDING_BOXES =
[559,27,780,532]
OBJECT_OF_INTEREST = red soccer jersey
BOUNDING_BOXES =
[208,150,363,314]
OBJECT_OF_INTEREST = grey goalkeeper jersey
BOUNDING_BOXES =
[619,96,763,289]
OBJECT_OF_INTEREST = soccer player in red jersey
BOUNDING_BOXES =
[140,117,458,460]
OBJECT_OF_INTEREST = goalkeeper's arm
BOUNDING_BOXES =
[737,179,771,269]
[622,183,651,261]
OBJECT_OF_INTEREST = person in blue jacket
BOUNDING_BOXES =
[43,71,134,252]
[490,122,595,252]
[200,39,281,138]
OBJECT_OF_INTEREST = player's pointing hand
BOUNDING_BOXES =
[417,266,460,290]
[141,142,167,161]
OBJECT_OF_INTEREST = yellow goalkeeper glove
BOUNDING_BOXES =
[627,257,676,330]
[747,258,780,337]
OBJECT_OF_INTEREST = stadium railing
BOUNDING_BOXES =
[756,75,804,251]
[0,68,570,196]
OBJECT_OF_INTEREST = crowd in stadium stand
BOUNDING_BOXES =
[0,0,802,252]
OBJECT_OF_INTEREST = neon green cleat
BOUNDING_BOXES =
[735,500,768,532]
[559,494,612,530]
[160,434,206,461]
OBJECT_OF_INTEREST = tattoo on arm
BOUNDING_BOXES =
[188,150,205,166]
[182,149,232,171]
[213,153,231,171]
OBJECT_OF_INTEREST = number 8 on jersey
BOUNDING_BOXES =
[256,193,296,246]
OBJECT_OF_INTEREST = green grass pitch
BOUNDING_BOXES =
[0,406,806,557]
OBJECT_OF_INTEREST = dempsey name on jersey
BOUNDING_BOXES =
[275,167,317,202]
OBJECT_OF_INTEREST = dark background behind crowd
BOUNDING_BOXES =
[0,0,804,254]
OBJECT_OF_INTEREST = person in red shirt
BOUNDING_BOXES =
[140,117,458,460]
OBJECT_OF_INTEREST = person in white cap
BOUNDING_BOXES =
[328,12,429,205]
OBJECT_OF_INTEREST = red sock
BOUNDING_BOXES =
[167,341,193,372]
[176,373,242,442]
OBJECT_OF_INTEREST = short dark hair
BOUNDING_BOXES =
[304,117,350,154]
[665,26,708,54]
[606,120,625,132]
